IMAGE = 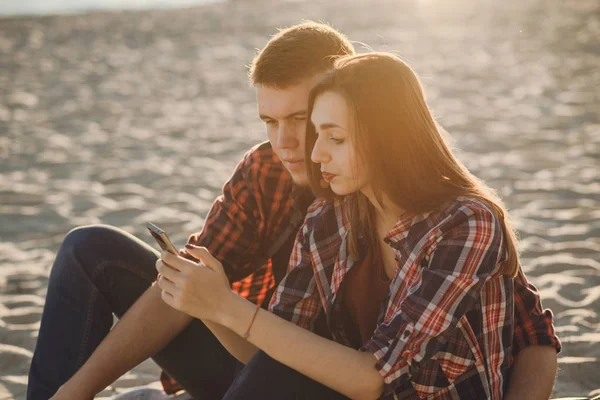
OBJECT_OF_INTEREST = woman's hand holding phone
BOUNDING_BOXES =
[155,244,232,323]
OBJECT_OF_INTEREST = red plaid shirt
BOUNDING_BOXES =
[162,141,560,395]
[187,141,312,306]
[270,196,561,399]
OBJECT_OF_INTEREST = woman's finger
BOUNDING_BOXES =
[155,259,180,283]
[184,245,222,271]
[160,288,176,307]
[156,273,177,294]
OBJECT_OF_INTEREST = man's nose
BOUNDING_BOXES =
[311,136,329,164]
[276,123,299,150]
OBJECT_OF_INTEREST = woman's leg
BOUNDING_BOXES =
[222,350,349,400]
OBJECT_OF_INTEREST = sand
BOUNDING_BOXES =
[0,0,598,398]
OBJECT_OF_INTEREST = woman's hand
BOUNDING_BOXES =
[155,245,231,323]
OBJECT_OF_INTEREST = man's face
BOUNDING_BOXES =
[256,77,319,186]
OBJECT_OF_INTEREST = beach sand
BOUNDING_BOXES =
[0,0,599,398]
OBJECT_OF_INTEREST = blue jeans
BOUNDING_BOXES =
[27,225,348,400]
[27,225,238,400]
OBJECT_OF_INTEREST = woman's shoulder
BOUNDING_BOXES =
[432,196,502,233]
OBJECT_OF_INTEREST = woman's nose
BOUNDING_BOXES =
[311,136,330,164]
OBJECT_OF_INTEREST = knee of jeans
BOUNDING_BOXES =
[53,225,121,276]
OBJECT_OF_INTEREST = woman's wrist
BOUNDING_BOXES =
[215,290,241,328]
[218,291,257,335]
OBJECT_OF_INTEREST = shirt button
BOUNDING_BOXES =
[403,330,410,338]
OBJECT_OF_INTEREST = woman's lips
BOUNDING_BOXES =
[321,172,337,183]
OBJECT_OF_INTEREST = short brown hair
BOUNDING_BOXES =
[249,21,355,88]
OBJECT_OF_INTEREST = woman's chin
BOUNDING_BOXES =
[329,183,354,196]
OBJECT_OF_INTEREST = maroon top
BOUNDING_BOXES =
[343,248,391,343]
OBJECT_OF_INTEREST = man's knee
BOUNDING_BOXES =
[61,224,121,257]
[52,224,127,277]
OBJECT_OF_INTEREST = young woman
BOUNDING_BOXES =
[156,53,518,399]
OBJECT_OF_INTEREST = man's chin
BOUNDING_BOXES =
[288,171,310,187]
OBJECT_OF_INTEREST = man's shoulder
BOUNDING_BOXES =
[241,141,280,168]
[229,141,296,208]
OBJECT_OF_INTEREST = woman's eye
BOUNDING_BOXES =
[331,138,344,144]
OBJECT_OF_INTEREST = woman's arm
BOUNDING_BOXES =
[505,345,557,400]
[201,319,259,364]
[224,291,384,399]
[156,247,384,400]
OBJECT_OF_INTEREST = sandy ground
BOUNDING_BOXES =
[0,0,599,398]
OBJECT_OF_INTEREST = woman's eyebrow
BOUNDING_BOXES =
[316,122,345,131]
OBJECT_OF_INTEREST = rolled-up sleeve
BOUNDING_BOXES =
[361,204,505,396]
[512,268,561,356]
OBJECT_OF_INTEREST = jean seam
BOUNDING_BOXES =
[76,288,98,369]
[73,257,156,369]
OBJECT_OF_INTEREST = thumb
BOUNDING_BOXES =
[184,244,222,271]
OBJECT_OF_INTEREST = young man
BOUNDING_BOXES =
[29,22,560,400]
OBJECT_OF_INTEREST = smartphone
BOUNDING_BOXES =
[147,222,179,254]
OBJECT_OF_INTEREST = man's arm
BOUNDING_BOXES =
[51,285,193,399]
[505,345,557,400]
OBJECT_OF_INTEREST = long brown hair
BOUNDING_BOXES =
[305,53,520,277]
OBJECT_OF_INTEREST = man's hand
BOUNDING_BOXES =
[156,245,231,322]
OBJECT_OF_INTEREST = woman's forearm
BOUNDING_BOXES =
[219,293,384,400]
[202,319,259,364]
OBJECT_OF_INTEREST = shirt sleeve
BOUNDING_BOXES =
[187,150,263,284]
[512,268,561,356]
[361,204,505,396]
[269,222,322,331]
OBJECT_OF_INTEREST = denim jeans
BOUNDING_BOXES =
[27,225,348,400]
[27,225,238,400]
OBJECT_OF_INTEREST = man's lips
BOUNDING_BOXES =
[321,171,337,182]
[282,158,304,171]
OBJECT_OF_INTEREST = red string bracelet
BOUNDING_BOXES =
[243,305,260,339]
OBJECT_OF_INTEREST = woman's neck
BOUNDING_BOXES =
[360,186,404,235]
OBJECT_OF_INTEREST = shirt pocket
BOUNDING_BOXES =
[407,320,479,398]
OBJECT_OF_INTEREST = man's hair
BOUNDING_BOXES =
[249,21,355,88]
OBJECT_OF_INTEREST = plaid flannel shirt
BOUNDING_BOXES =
[270,196,561,399]
[162,141,560,395]
[186,141,312,306]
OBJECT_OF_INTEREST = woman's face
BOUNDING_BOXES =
[310,91,368,196]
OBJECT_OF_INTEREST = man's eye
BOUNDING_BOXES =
[265,120,277,125]
[294,117,306,122]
